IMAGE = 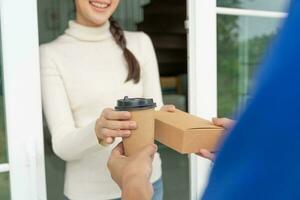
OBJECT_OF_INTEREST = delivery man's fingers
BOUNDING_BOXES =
[138,144,158,159]
[111,142,125,156]
[198,149,215,161]
[212,118,235,130]
[107,143,126,179]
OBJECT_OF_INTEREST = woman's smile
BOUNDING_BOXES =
[89,0,111,12]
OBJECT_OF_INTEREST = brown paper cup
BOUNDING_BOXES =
[123,108,155,156]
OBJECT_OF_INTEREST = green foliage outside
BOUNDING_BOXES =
[0,25,10,199]
[217,14,240,117]
[0,173,10,200]
[217,0,277,117]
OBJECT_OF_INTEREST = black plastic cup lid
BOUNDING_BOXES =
[115,96,156,111]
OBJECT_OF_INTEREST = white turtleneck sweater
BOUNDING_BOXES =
[40,21,163,200]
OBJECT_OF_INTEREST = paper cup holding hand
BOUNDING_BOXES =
[115,96,156,156]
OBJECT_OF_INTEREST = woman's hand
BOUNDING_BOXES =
[160,105,176,112]
[95,108,137,145]
[198,118,235,161]
[108,143,156,199]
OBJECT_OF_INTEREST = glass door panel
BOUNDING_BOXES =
[0,23,11,200]
[217,0,290,12]
[217,15,284,116]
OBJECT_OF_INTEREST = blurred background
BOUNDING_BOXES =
[0,0,289,199]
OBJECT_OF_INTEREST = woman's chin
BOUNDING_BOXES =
[92,19,108,26]
[85,15,109,27]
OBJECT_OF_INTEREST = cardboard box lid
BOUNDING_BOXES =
[155,109,222,130]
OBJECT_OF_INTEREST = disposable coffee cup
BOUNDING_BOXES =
[115,96,156,156]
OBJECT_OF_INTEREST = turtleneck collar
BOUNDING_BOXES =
[65,20,112,42]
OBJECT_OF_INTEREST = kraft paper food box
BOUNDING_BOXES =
[154,109,225,154]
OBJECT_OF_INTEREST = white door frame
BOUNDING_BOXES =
[187,0,217,199]
[0,0,47,199]
[187,1,288,199]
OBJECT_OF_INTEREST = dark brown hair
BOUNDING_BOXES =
[109,18,141,83]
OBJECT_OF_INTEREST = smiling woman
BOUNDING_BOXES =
[75,0,120,26]
[39,0,164,199]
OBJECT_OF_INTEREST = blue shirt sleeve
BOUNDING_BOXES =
[202,1,300,199]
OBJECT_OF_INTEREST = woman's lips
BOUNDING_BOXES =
[89,0,111,11]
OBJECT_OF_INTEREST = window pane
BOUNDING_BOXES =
[0,99,7,163]
[0,172,10,200]
[0,21,10,200]
[0,24,8,164]
[217,0,290,12]
[217,15,284,116]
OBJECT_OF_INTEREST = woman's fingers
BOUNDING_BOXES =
[105,137,115,144]
[102,128,131,138]
[96,108,137,145]
[103,120,137,130]
[103,108,131,120]
[160,105,176,112]
[99,137,115,146]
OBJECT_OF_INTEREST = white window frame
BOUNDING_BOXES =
[0,0,47,200]
[187,1,217,199]
[216,7,287,18]
[0,164,9,173]
[187,1,287,200]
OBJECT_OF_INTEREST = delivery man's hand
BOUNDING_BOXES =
[198,118,235,161]
[107,143,157,200]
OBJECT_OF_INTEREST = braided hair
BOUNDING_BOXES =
[109,18,141,83]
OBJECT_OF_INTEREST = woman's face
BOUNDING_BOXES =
[75,0,120,27]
